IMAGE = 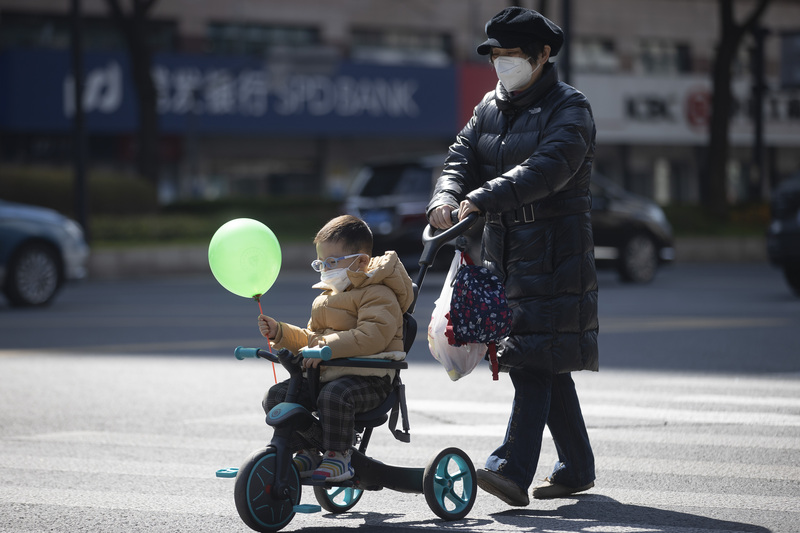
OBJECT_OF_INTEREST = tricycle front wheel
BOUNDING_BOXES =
[234,447,301,532]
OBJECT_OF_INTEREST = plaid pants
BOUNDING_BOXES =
[264,374,393,452]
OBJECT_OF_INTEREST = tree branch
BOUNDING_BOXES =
[732,0,771,44]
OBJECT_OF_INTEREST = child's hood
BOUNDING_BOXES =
[349,250,414,312]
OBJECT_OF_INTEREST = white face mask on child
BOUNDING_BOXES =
[316,267,353,294]
[312,256,361,294]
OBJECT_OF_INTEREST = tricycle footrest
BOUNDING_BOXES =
[215,467,239,478]
[294,504,321,514]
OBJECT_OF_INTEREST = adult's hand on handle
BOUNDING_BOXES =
[458,199,481,221]
[429,205,456,229]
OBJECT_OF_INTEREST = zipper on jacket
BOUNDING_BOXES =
[496,114,511,176]
[496,111,522,178]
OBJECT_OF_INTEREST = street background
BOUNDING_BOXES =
[2,260,799,532]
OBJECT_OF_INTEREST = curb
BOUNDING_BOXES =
[88,243,311,280]
[674,236,767,263]
[88,236,768,280]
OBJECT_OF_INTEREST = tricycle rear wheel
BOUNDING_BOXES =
[422,447,476,520]
[313,485,363,513]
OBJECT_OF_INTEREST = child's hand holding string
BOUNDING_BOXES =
[258,314,278,340]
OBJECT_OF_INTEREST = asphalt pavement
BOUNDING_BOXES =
[1,352,798,532]
[2,239,798,533]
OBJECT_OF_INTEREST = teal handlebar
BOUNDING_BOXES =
[234,346,260,360]
[303,346,332,360]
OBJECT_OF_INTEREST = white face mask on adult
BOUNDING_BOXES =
[493,56,541,92]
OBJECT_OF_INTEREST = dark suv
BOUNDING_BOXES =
[767,173,800,296]
[344,155,674,283]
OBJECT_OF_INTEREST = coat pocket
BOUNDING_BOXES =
[506,224,553,274]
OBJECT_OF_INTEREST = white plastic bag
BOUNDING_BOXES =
[427,250,488,381]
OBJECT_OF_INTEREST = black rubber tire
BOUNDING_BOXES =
[233,447,301,533]
[422,447,477,521]
[618,234,658,283]
[3,243,62,307]
[782,263,800,296]
[313,485,363,513]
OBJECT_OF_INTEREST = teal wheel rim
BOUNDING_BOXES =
[432,453,473,514]
[324,486,363,509]
[246,452,300,529]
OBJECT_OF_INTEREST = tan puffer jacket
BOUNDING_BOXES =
[270,250,414,382]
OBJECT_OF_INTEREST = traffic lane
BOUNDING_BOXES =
[2,263,798,374]
[595,263,800,373]
[0,272,319,355]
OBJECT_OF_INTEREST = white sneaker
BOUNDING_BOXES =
[311,450,354,482]
[292,449,322,478]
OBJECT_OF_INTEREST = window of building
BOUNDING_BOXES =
[636,39,692,74]
[350,28,452,66]
[572,37,618,73]
[0,11,176,52]
[207,23,320,56]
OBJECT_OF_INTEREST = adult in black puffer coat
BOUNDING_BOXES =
[427,7,597,507]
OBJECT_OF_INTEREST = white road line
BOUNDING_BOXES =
[595,488,800,514]
[0,454,213,479]
[581,404,800,426]
[599,456,800,481]
[8,430,262,451]
[0,487,232,516]
[407,399,800,427]
[585,428,800,450]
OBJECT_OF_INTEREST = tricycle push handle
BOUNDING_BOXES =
[419,211,479,267]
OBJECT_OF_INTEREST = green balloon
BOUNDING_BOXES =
[208,218,282,298]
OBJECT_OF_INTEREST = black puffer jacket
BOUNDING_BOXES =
[428,63,598,374]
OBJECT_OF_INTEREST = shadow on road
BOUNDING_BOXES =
[280,494,771,532]
[490,495,771,532]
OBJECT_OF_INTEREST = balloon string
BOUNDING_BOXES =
[256,295,278,384]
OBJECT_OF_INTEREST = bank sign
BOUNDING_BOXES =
[0,49,456,136]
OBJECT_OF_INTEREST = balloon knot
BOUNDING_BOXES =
[253,294,261,302]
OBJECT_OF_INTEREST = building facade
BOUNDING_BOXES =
[1,0,799,204]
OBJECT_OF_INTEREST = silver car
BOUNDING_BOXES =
[0,200,90,306]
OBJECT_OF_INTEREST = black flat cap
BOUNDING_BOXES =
[477,6,564,57]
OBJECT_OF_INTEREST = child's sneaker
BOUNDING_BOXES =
[293,449,322,478]
[312,450,354,482]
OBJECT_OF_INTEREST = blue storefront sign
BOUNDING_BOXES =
[0,49,457,136]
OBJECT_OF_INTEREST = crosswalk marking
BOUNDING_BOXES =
[599,456,800,482]
[592,488,800,514]
[0,487,232,516]
[0,453,216,479]
[406,399,800,427]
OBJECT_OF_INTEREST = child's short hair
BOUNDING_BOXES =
[314,215,373,255]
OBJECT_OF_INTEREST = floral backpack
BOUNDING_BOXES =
[445,253,513,380]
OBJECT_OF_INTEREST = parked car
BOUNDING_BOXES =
[344,155,674,283]
[767,173,800,296]
[0,200,90,306]
[589,173,675,283]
